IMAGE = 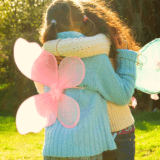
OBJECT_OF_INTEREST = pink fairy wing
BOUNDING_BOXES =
[58,57,85,89]
[58,94,80,128]
[57,57,84,128]
[31,50,58,86]
[34,93,58,123]
[14,38,58,86]
[16,93,58,134]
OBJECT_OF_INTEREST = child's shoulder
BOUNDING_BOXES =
[81,54,109,68]
[57,31,85,39]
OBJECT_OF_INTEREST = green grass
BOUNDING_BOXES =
[133,112,160,160]
[0,112,160,160]
[0,116,44,160]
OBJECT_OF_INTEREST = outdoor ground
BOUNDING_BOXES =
[0,111,160,160]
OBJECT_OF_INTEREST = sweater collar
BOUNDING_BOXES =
[57,31,85,39]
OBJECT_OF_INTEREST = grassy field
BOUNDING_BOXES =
[0,115,44,160]
[0,111,160,160]
[134,111,160,160]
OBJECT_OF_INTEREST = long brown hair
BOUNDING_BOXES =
[39,0,140,64]
[81,0,140,53]
[39,0,98,43]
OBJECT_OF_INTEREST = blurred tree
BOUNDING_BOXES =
[0,0,51,114]
[1,0,160,113]
[109,0,160,45]
[108,0,160,111]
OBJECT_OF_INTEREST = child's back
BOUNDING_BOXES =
[38,0,137,158]
[43,31,137,157]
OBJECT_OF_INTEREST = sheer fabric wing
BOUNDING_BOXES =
[57,57,85,128]
[14,38,85,132]
[31,50,58,87]
[14,38,58,86]
[16,93,58,134]
[136,38,160,94]
[58,57,85,89]
[58,94,80,128]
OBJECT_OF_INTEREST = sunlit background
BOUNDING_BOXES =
[0,0,160,159]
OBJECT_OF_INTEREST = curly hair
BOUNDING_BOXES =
[81,0,140,52]
[39,0,140,62]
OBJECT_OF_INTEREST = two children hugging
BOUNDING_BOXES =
[34,0,139,159]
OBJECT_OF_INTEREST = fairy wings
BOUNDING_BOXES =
[14,38,85,134]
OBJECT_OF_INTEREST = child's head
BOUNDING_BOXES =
[40,0,98,44]
[80,0,140,57]
[40,0,140,60]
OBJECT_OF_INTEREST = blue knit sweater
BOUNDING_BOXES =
[42,31,137,157]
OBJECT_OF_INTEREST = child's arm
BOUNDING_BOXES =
[35,33,110,94]
[41,35,137,106]
[34,50,137,106]
[94,49,137,106]
[43,34,111,57]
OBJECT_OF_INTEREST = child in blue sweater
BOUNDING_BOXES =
[37,0,137,159]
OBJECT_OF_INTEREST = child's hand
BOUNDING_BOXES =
[151,94,159,100]
[129,97,137,108]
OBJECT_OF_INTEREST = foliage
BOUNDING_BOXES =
[0,0,51,113]
[109,0,160,111]
[0,0,50,83]
[109,0,160,46]
[1,0,160,113]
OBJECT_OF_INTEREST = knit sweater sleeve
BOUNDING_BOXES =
[95,49,137,106]
[43,34,110,57]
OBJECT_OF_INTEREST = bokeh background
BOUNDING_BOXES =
[0,0,160,115]
[1,1,160,160]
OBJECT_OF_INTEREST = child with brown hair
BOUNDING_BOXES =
[35,0,138,159]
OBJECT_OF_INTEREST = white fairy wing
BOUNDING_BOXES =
[136,38,160,94]
[14,38,58,86]
[16,93,58,134]
[14,38,86,133]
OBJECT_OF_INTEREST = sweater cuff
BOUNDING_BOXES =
[116,49,137,81]
[117,49,138,63]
